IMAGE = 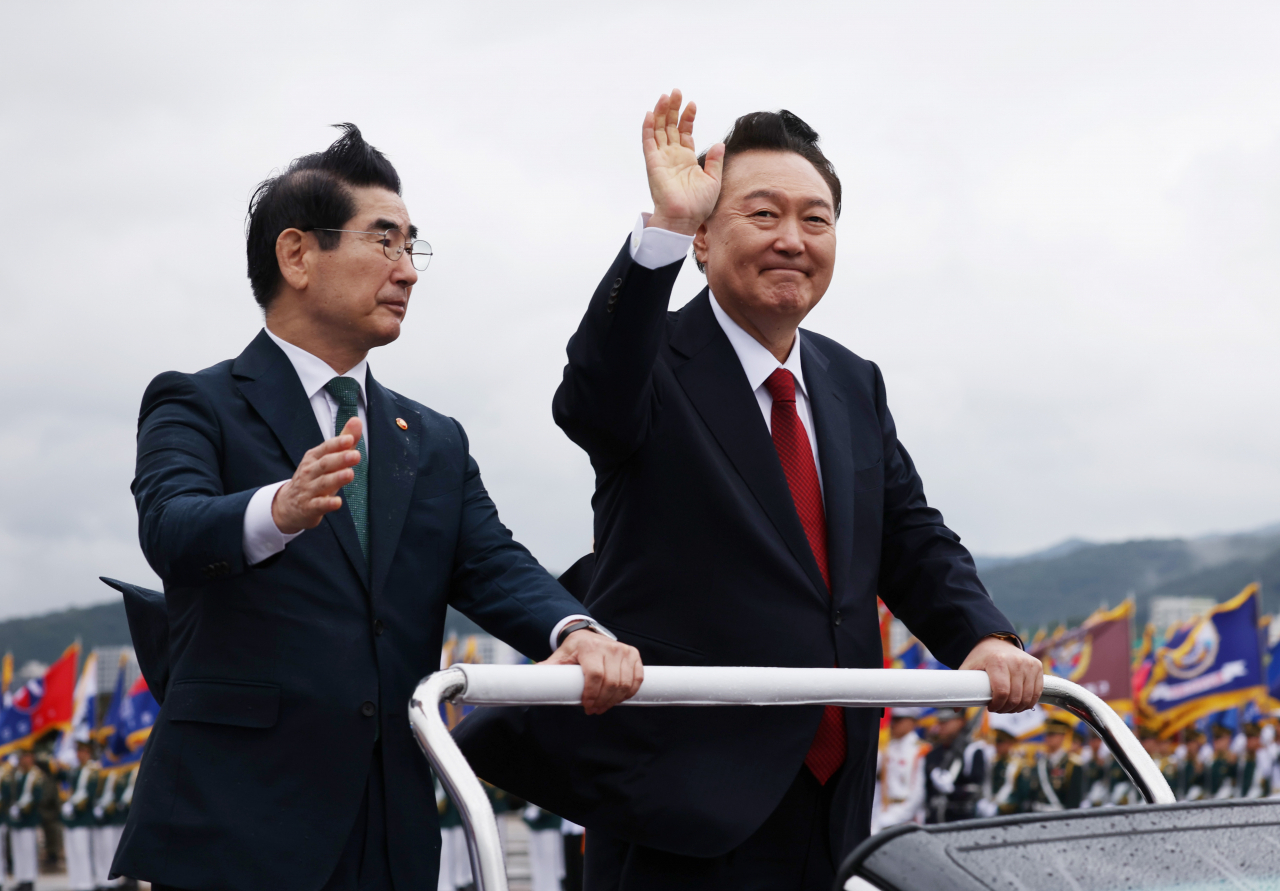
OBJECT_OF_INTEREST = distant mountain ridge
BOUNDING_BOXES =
[975,523,1280,632]
[3,524,1276,665]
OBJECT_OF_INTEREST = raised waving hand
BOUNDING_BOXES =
[644,89,725,236]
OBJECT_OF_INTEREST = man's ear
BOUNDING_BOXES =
[692,221,710,269]
[276,228,311,291]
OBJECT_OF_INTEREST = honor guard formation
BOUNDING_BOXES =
[0,741,139,891]
[868,706,1280,833]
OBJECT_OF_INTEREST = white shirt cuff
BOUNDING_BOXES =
[629,212,695,270]
[243,481,303,565]
[549,614,616,654]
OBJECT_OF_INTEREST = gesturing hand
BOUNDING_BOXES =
[271,417,363,535]
[959,635,1045,713]
[543,630,644,715]
[644,89,725,236]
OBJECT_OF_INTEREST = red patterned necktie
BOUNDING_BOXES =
[764,368,847,785]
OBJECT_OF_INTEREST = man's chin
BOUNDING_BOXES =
[366,318,403,347]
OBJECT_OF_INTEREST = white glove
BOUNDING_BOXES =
[930,767,956,795]
[975,799,997,818]
[9,805,19,820]
[523,805,541,821]
[62,801,74,819]
[94,806,106,820]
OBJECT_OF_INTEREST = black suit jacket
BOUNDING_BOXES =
[456,242,1016,860]
[117,330,585,891]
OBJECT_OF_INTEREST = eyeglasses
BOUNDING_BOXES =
[311,228,433,271]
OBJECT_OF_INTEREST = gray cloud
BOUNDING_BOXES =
[2,1,1278,618]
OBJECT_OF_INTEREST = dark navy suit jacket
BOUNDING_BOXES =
[117,330,585,890]
[455,243,1017,862]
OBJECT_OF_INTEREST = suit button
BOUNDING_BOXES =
[373,619,385,636]
[609,277,623,296]
[833,611,842,626]
[361,701,376,717]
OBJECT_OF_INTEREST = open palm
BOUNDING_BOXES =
[643,89,725,236]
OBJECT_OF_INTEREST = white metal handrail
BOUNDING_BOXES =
[409,665,1172,891]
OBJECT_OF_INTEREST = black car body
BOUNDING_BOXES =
[838,800,1280,890]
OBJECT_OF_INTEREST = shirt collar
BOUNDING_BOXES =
[264,327,369,406]
[708,291,807,398]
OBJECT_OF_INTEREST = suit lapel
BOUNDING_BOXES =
[366,373,421,601]
[800,334,854,599]
[670,292,830,605]
[232,330,369,588]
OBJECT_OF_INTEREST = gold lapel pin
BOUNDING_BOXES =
[395,417,409,430]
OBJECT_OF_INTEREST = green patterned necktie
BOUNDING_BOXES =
[324,376,368,561]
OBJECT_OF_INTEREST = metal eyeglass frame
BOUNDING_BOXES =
[311,228,433,271]
[409,664,1174,891]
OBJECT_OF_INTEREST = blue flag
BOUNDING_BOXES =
[1139,584,1265,735]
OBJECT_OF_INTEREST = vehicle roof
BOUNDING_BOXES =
[840,800,1280,891]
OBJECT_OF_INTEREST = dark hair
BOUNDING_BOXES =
[245,123,401,309]
[695,110,841,272]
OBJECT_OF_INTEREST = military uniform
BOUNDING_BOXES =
[484,781,516,858]
[8,760,45,891]
[980,741,1023,818]
[924,737,987,823]
[92,769,121,889]
[435,778,471,891]
[871,727,930,833]
[61,759,98,891]
[0,760,11,885]
[1015,747,1084,812]
[1080,744,1111,807]
[1238,726,1270,800]
[114,769,140,891]
[522,805,564,891]
[1208,752,1236,799]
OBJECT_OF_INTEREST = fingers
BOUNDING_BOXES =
[987,662,1011,713]
[678,100,697,151]
[580,651,606,714]
[1004,661,1024,715]
[652,93,670,148]
[642,110,657,157]
[341,415,363,445]
[627,648,644,698]
[703,142,726,184]
[544,634,645,715]
[665,88,683,147]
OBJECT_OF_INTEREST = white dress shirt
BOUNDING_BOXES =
[627,214,824,488]
[243,328,592,653]
[241,328,368,566]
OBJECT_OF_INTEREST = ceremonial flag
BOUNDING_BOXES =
[1139,584,1265,736]
[1032,601,1134,717]
[1267,616,1280,702]
[97,653,130,754]
[54,650,99,765]
[117,676,159,751]
[0,643,79,755]
[100,664,147,773]
[988,705,1047,743]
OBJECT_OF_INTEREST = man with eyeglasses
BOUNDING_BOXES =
[112,124,643,891]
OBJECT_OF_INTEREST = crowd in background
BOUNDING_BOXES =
[0,739,139,891]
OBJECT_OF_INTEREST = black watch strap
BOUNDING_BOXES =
[556,619,599,648]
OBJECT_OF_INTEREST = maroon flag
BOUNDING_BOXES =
[1031,602,1134,716]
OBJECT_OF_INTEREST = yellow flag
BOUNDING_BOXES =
[1,652,11,695]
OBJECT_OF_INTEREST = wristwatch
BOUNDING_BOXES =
[555,617,617,648]
[988,631,1025,650]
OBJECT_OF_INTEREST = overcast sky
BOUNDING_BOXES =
[1,2,1278,619]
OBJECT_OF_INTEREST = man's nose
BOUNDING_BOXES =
[772,216,805,254]
[392,251,419,287]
